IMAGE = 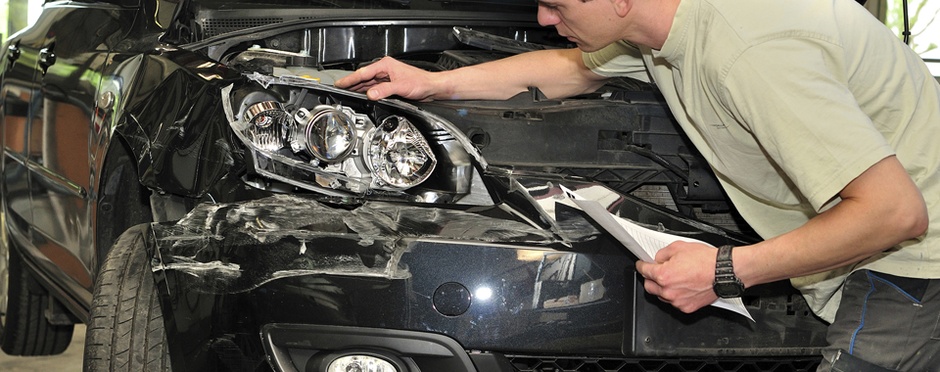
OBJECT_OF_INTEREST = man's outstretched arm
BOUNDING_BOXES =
[636,155,928,313]
[334,48,610,101]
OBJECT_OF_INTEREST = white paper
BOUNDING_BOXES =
[560,186,754,321]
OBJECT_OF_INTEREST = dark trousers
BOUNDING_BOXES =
[818,270,940,371]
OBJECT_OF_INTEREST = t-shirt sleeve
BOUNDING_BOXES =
[582,41,651,83]
[717,38,894,211]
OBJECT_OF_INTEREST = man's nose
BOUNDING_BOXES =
[537,7,560,26]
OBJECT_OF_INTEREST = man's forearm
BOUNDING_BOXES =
[434,48,609,100]
[734,156,929,288]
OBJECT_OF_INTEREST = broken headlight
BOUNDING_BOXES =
[224,74,489,205]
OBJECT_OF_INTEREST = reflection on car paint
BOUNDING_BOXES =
[151,194,563,294]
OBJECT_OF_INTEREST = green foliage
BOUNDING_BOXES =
[887,0,940,56]
[0,1,8,41]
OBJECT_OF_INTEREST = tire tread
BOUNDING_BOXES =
[83,225,170,372]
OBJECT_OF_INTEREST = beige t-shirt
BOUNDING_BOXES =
[585,0,940,322]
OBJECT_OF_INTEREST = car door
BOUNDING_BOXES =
[1,8,64,244]
[13,3,128,295]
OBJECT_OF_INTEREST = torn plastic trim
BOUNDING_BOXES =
[509,173,744,241]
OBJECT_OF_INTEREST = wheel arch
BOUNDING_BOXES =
[93,135,153,280]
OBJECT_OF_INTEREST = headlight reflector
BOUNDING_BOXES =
[366,116,437,188]
[244,101,289,152]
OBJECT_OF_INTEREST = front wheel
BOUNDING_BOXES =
[83,224,171,371]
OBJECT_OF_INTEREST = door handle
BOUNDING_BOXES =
[39,47,56,75]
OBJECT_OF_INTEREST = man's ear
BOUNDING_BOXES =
[610,0,631,18]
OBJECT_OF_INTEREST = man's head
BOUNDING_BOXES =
[536,0,677,51]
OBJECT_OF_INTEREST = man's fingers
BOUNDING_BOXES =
[334,57,435,101]
[641,274,680,306]
[653,243,681,263]
[637,244,718,313]
[365,82,398,100]
[344,80,377,93]
[635,261,653,280]
[335,63,388,90]
[643,277,662,296]
[334,70,366,89]
[637,261,663,293]
[339,78,395,100]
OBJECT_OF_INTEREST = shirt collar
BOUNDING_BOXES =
[653,0,697,66]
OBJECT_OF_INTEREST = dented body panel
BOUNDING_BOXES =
[144,178,824,371]
[105,50,244,198]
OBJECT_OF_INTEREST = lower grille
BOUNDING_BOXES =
[507,356,821,372]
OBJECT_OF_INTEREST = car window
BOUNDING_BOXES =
[886,0,940,77]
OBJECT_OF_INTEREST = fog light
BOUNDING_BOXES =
[327,355,398,372]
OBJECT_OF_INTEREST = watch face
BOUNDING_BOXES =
[714,282,744,298]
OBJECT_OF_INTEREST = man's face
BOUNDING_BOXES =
[537,0,622,52]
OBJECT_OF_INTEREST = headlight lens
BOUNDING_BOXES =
[366,116,437,188]
[229,85,440,194]
[224,75,487,204]
[297,106,357,163]
[327,355,398,372]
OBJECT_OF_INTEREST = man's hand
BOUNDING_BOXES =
[635,241,721,313]
[334,57,441,101]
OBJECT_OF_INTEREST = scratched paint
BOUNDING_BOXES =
[151,194,564,293]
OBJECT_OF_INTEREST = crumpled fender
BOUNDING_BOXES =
[110,48,244,198]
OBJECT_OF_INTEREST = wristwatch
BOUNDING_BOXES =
[713,245,745,298]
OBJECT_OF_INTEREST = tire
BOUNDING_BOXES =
[0,242,74,355]
[83,224,171,371]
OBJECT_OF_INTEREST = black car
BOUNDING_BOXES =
[0,0,830,371]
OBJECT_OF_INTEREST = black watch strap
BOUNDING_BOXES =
[713,245,745,298]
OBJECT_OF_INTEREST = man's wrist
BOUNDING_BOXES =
[713,245,745,298]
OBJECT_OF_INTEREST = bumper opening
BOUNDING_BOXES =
[261,324,479,372]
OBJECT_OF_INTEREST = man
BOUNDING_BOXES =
[335,0,940,370]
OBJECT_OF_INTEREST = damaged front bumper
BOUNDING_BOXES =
[145,174,828,372]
